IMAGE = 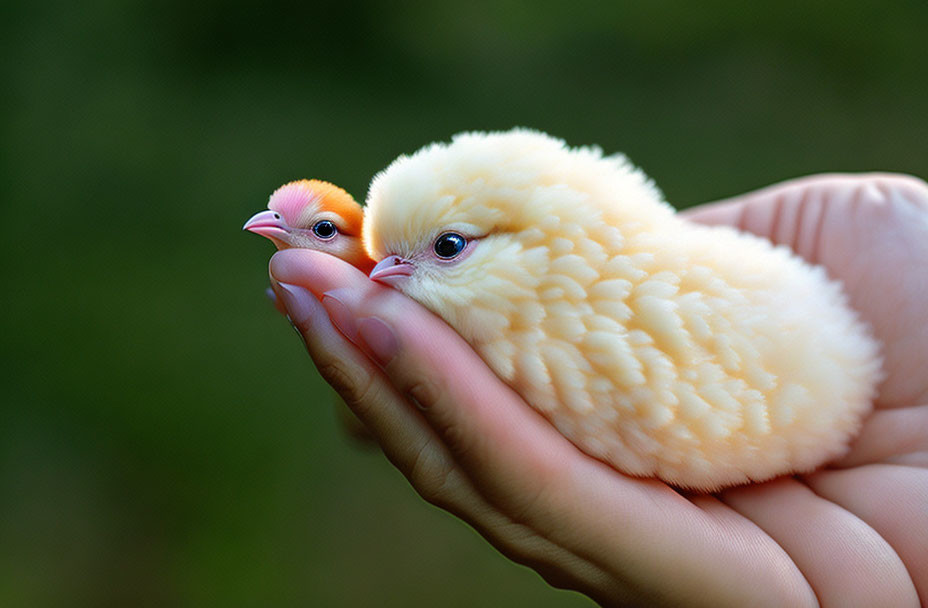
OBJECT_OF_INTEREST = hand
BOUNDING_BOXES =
[267,174,928,607]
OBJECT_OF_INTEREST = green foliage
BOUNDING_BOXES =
[1,1,925,605]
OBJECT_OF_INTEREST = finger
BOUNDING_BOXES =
[270,260,609,531]
[268,255,616,599]
[440,496,624,604]
[272,279,426,456]
[270,251,498,519]
[312,281,589,525]
[832,404,928,468]
[312,281,817,607]
[804,464,928,605]
[269,247,371,298]
[721,478,919,607]
[269,269,472,514]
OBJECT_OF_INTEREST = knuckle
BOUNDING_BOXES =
[886,173,928,192]
[485,519,551,567]
[404,378,473,459]
[857,174,928,209]
[471,519,590,594]
[890,174,928,207]
[506,484,547,528]
[316,359,377,411]
[407,438,457,507]
[438,419,469,457]
[406,379,439,411]
[503,464,561,528]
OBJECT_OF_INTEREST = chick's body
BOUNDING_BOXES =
[364,130,882,490]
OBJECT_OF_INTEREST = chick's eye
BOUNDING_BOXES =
[434,232,467,259]
[312,220,338,240]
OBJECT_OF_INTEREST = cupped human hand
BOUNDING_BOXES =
[268,174,928,607]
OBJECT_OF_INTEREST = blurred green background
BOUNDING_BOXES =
[2,1,926,606]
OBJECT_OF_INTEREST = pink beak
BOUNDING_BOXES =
[369,255,414,287]
[243,209,290,241]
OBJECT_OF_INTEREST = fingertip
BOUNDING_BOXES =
[268,248,327,286]
[268,248,369,296]
[680,200,745,227]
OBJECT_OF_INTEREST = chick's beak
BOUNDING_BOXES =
[369,255,414,287]
[243,209,290,241]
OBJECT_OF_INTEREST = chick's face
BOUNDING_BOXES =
[364,129,667,343]
[244,180,372,271]
[364,139,560,341]
[367,197,515,318]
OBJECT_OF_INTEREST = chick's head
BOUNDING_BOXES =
[244,179,372,271]
[364,129,669,343]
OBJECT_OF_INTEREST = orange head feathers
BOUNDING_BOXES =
[244,179,373,272]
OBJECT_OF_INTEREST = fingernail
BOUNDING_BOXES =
[276,282,314,325]
[321,293,359,343]
[358,317,398,366]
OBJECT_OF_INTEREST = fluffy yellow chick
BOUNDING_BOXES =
[244,179,374,272]
[362,129,883,491]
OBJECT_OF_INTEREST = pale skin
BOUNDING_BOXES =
[268,174,928,607]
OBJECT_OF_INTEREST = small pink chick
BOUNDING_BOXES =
[246,179,374,441]
[244,179,374,273]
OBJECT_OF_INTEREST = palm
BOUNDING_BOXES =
[687,174,928,408]
[656,174,928,606]
[269,174,928,607]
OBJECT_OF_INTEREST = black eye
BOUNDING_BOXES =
[312,220,338,240]
[434,232,467,259]
[273,213,280,220]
